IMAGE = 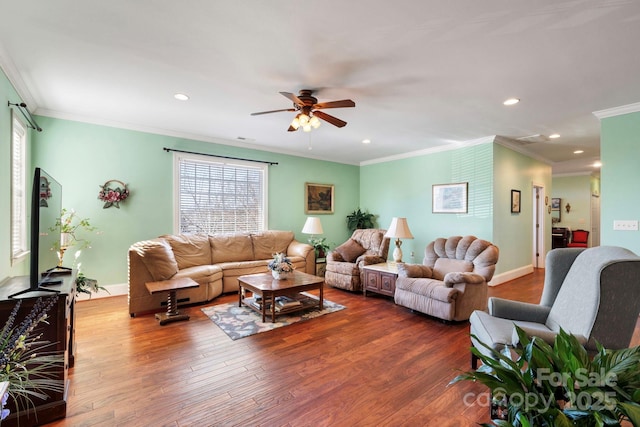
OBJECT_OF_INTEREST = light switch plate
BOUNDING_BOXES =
[613,220,639,231]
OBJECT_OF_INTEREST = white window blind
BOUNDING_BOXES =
[11,115,28,263]
[175,153,267,234]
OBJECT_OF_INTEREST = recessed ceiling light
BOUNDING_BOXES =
[549,133,560,139]
[174,93,189,101]
[593,161,602,168]
[503,98,520,106]
[362,139,371,144]
[574,150,584,154]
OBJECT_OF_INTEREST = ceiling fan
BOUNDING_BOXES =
[251,89,355,132]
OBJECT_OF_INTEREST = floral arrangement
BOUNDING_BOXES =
[98,179,130,209]
[267,253,294,273]
[51,208,95,252]
[0,296,64,417]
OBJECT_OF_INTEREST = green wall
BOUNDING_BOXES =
[493,144,552,272]
[26,116,359,287]
[360,143,495,266]
[551,175,593,231]
[0,68,31,280]
[601,111,640,253]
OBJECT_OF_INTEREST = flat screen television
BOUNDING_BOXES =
[10,167,64,298]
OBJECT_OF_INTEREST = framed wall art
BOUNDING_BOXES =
[511,189,521,213]
[305,183,334,214]
[432,182,468,213]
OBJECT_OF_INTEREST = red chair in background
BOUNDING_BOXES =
[567,229,589,248]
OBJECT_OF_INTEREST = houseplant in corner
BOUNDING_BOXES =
[450,327,640,426]
[346,208,376,233]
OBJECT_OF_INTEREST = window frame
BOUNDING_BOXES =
[173,152,268,235]
[10,111,29,264]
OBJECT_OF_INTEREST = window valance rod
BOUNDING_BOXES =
[163,147,278,166]
[8,101,42,132]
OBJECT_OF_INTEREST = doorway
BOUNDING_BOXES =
[532,184,546,268]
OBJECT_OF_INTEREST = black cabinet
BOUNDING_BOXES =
[552,227,570,249]
[0,273,75,426]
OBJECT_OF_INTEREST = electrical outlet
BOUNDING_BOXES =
[613,220,639,231]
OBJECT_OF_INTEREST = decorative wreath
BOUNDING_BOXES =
[98,179,130,209]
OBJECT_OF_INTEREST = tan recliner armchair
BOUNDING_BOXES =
[394,235,499,321]
[325,229,390,292]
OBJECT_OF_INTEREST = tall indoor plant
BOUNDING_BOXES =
[450,327,640,426]
[346,208,376,233]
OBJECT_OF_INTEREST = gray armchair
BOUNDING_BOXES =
[325,228,390,292]
[394,236,499,321]
[470,246,640,369]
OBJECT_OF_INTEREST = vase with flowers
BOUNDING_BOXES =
[268,253,294,280]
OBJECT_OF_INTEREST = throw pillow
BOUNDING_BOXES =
[335,239,366,263]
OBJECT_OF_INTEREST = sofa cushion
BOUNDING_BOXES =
[252,230,294,260]
[432,258,473,281]
[162,234,212,269]
[173,264,223,284]
[136,239,179,281]
[334,239,366,263]
[210,233,253,263]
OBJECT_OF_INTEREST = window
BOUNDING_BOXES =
[174,153,267,234]
[11,114,28,263]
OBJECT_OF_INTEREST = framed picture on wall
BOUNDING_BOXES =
[511,189,521,213]
[551,197,561,210]
[432,182,468,213]
[305,183,334,214]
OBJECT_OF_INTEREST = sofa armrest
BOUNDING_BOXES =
[287,240,315,275]
[358,255,386,266]
[397,263,433,278]
[327,251,345,262]
[444,272,485,287]
[488,297,551,323]
[511,325,587,347]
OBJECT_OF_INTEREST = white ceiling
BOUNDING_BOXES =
[2,0,640,174]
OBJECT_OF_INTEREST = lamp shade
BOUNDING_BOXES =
[384,217,414,239]
[302,217,324,235]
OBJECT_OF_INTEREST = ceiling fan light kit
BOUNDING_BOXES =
[252,89,355,132]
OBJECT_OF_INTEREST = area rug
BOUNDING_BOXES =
[201,293,345,340]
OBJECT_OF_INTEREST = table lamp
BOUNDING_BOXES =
[384,217,414,263]
[302,217,324,236]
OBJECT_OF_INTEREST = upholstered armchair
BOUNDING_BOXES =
[325,228,390,292]
[394,236,499,322]
[469,246,640,369]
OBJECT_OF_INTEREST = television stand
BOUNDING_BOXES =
[8,284,60,299]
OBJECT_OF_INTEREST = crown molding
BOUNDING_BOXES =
[0,42,37,108]
[359,136,495,166]
[35,108,360,166]
[593,102,640,119]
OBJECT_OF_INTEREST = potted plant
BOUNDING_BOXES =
[450,327,640,426]
[75,272,110,298]
[308,236,331,258]
[346,208,376,233]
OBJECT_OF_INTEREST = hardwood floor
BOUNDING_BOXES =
[45,269,639,427]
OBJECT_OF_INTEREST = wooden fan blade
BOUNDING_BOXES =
[250,108,296,116]
[313,110,347,128]
[287,125,297,132]
[313,99,355,109]
[280,91,305,107]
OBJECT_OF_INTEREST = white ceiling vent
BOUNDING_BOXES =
[515,134,549,144]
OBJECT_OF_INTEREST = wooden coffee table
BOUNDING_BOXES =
[145,277,199,325]
[238,271,324,323]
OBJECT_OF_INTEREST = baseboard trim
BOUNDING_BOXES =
[488,264,534,286]
[76,282,128,301]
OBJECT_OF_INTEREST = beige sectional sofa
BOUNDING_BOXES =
[128,230,314,317]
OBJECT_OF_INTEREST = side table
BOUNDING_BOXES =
[362,263,399,298]
[145,277,199,325]
[315,257,326,277]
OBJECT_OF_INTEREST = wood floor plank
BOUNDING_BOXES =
[42,268,639,427]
